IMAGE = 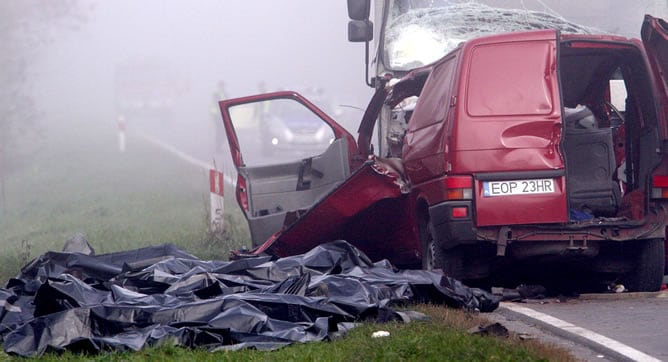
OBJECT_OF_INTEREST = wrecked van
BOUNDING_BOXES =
[220,15,668,292]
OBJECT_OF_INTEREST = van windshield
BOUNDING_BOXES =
[382,0,668,71]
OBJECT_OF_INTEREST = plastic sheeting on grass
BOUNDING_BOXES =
[0,240,499,357]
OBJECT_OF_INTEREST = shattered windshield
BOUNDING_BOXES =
[383,0,667,71]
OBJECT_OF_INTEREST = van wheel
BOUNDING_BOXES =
[419,214,443,271]
[419,214,462,278]
[622,238,665,292]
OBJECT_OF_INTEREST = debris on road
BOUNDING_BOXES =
[492,284,548,302]
[468,322,509,338]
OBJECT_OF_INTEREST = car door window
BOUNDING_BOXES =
[227,98,335,166]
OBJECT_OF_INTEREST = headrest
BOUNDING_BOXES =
[564,105,597,129]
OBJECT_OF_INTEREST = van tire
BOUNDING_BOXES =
[419,214,462,279]
[622,238,665,292]
[420,214,443,271]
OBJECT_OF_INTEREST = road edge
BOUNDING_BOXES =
[497,302,661,362]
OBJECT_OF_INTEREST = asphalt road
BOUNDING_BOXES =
[491,291,668,361]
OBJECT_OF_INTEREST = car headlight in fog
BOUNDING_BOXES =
[271,137,279,145]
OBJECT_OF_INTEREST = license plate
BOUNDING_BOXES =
[483,179,555,197]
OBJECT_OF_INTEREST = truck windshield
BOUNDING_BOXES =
[382,0,667,71]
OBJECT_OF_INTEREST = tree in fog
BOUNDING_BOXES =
[0,1,86,212]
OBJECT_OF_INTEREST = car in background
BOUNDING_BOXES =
[259,96,334,159]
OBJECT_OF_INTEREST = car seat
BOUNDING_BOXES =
[563,106,621,217]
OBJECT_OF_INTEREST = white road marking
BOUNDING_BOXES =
[501,302,661,362]
[133,129,236,186]
[134,129,212,170]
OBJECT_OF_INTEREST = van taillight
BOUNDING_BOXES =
[451,206,468,218]
[651,175,668,199]
[446,176,473,200]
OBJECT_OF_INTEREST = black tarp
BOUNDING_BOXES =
[0,240,499,357]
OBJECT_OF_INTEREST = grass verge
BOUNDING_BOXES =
[6,305,576,361]
[0,125,249,283]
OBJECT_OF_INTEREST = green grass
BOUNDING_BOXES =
[2,305,575,361]
[0,126,576,361]
[0,124,249,283]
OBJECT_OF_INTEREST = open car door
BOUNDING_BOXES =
[220,91,357,247]
[220,91,418,266]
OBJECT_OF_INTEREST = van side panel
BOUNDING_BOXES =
[454,31,568,226]
[402,54,458,185]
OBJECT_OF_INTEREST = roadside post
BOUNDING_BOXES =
[209,169,224,233]
[117,115,126,152]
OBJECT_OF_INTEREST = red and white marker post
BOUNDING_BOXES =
[117,115,126,152]
[209,169,225,233]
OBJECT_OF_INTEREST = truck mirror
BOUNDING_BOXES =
[348,20,373,42]
[347,0,370,20]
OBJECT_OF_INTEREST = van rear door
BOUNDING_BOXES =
[454,30,568,226]
[642,15,668,140]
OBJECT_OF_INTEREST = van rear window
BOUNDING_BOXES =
[466,41,555,117]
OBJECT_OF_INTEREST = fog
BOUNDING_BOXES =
[0,0,379,258]
[13,1,668,169]
[24,1,372,162]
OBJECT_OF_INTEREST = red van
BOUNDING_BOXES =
[221,16,668,292]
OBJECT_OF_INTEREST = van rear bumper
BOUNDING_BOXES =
[429,200,477,249]
[430,200,668,252]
